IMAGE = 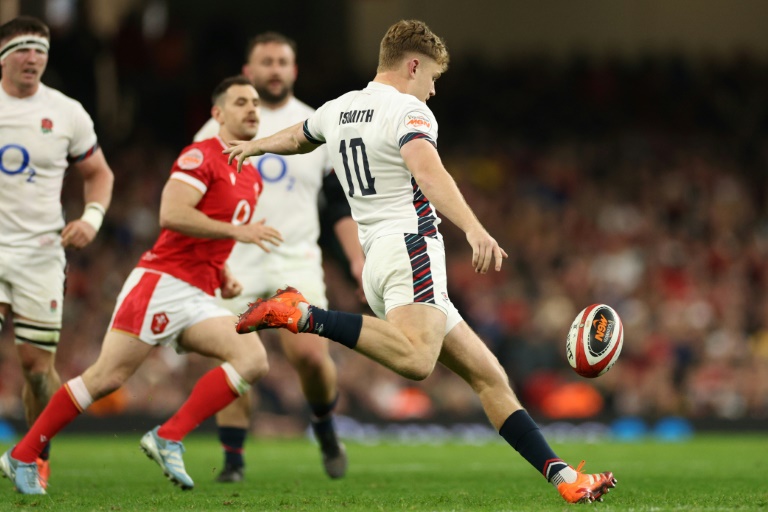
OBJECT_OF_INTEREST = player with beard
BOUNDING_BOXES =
[195,32,362,482]
[1,76,282,494]
[0,16,114,489]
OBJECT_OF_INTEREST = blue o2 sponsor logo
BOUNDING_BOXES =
[0,144,36,182]
[256,154,287,182]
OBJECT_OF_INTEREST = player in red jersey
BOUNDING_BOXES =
[0,76,282,494]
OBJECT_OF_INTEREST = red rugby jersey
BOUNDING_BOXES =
[138,136,262,295]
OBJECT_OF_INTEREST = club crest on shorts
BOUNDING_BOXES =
[151,312,169,334]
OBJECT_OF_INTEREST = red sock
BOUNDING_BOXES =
[158,366,239,441]
[12,385,83,463]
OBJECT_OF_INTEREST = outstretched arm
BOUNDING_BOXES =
[401,139,507,273]
[224,121,319,172]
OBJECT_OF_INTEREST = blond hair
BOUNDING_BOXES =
[377,20,449,72]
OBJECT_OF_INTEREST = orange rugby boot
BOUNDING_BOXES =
[35,458,50,490]
[556,461,616,504]
[236,287,309,335]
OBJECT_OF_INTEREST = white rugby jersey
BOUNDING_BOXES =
[195,97,330,265]
[303,81,442,253]
[0,83,98,248]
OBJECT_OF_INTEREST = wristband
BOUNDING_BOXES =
[80,202,106,231]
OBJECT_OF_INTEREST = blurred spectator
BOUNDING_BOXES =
[3,9,768,428]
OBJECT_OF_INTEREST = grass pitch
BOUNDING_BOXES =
[0,433,766,511]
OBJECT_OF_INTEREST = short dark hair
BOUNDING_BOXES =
[0,16,50,45]
[244,31,297,62]
[211,75,253,105]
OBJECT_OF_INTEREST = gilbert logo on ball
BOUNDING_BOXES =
[566,304,623,378]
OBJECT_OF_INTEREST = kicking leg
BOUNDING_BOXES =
[439,321,616,504]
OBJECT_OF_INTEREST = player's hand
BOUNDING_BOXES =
[233,218,283,252]
[220,266,243,299]
[466,227,508,274]
[61,220,97,249]
[224,140,263,173]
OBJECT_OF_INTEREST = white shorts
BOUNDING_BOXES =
[220,250,328,315]
[110,268,234,351]
[362,234,462,335]
[0,246,66,326]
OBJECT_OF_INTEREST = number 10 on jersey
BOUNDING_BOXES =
[339,138,376,197]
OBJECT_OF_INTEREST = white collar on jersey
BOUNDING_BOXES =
[0,34,49,63]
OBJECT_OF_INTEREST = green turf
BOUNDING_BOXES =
[1,433,766,511]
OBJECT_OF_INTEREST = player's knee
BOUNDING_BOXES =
[236,352,269,382]
[16,323,60,373]
[23,370,54,399]
[402,356,437,381]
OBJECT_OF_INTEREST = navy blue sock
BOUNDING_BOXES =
[303,306,362,349]
[499,410,567,481]
[311,415,341,455]
[218,427,246,468]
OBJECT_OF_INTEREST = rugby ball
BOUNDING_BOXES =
[566,304,623,378]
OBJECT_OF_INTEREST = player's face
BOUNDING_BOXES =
[0,36,48,95]
[219,84,261,140]
[243,42,297,106]
[409,57,442,103]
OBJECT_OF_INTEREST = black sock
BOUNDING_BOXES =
[303,306,362,349]
[218,427,246,468]
[499,410,567,481]
[39,442,50,462]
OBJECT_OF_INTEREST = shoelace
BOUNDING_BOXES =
[575,460,586,472]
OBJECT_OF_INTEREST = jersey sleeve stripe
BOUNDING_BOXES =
[170,172,208,194]
[303,120,325,145]
[67,142,99,164]
[398,132,436,149]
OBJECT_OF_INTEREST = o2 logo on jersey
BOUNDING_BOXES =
[255,154,295,191]
[0,144,37,182]
[231,200,252,226]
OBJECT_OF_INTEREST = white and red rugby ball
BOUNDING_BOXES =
[566,304,623,378]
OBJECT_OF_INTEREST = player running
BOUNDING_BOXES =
[1,76,281,494]
[0,16,114,488]
[194,32,361,482]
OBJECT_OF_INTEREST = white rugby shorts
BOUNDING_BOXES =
[363,233,462,335]
[0,246,66,327]
[219,249,328,315]
[110,268,234,351]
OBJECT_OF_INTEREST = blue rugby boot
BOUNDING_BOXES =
[0,449,46,495]
[140,426,194,490]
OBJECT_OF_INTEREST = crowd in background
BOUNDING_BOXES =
[2,10,768,434]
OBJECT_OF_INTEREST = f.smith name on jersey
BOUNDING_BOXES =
[339,109,374,125]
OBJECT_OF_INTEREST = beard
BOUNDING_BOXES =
[255,82,292,105]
